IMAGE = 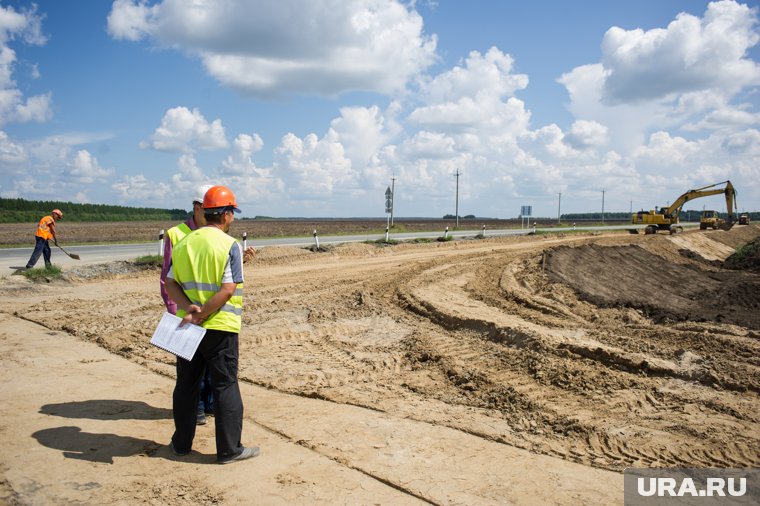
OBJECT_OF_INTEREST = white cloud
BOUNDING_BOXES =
[330,105,396,170]
[112,174,172,203]
[409,47,531,137]
[0,4,51,126]
[0,130,26,164]
[274,130,355,200]
[142,106,229,153]
[107,0,437,97]
[106,0,159,41]
[220,133,264,175]
[66,150,114,183]
[564,120,610,149]
[601,0,760,104]
[420,47,528,104]
[400,130,456,159]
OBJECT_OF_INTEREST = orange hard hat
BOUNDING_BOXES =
[52,209,63,218]
[203,185,240,213]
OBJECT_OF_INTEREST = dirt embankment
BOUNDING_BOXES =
[2,225,759,504]
[544,242,760,329]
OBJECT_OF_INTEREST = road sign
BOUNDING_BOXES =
[521,205,532,217]
[385,186,393,213]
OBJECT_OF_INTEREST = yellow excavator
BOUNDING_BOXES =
[631,180,737,235]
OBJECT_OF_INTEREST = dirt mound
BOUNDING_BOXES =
[724,237,760,273]
[706,223,760,249]
[544,244,760,328]
[64,260,158,281]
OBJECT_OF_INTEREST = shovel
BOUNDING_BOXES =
[55,242,81,260]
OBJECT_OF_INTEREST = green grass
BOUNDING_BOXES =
[18,264,63,282]
[730,238,759,261]
[366,238,400,246]
[133,254,164,267]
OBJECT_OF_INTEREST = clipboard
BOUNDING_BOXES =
[150,312,206,361]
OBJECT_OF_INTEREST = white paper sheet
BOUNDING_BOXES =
[150,312,206,361]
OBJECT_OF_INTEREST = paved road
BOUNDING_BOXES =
[0,224,669,273]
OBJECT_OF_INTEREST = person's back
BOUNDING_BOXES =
[172,226,243,333]
[163,185,258,464]
[160,185,212,315]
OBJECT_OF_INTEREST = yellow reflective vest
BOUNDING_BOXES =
[166,222,192,247]
[171,227,243,333]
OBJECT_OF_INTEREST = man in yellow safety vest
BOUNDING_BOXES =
[164,185,259,464]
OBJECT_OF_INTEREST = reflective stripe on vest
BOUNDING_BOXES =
[171,227,243,333]
[166,222,192,247]
[35,216,54,240]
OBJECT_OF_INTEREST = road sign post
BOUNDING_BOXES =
[385,187,393,242]
[521,205,532,229]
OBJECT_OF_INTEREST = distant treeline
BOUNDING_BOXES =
[0,197,188,223]
[561,210,759,221]
[559,212,630,221]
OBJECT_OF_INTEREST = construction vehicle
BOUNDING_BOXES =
[699,210,723,230]
[631,180,737,235]
[739,214,750,225]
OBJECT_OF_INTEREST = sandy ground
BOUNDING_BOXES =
[1,225,759,505]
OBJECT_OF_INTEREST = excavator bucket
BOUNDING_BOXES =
[719,221,736,231]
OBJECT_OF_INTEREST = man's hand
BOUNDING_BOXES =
[179,304,203,327]
[243,246,256,264]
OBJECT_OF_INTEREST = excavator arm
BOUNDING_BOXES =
[664,180,737,224]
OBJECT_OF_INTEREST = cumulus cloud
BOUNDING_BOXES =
[0,3,52,126]
[107,0,437,97]
[409,47,530,136]
[601,0,760,104]
[564,120,610,149]
[274,130,355,200]
[112,173,172,203]
[0,130,26,164]
[141,106,229,153]
[66,150,114,183]
[219,133,264,175]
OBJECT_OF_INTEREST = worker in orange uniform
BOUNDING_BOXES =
[165,185,259,464]
[25,209,63,269]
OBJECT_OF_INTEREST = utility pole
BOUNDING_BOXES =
[454,169,461,229]
[601,188,606,225]
[557,192,562,224]
[390,175,396,228]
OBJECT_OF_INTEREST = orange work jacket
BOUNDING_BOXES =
[35,215,55,240]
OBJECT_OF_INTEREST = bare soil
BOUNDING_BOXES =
[1,224,758,504]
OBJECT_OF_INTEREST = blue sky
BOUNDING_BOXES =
[1,0,759,218]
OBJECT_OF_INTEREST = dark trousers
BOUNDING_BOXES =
[198,368,214,415]
[26,236,51,269]
[171,329,244,459]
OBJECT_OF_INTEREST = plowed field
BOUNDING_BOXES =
[1,224,759,504]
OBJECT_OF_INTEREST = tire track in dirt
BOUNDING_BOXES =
[390,237,760,470]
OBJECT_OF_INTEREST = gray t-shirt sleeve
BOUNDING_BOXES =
[222,242,244,284]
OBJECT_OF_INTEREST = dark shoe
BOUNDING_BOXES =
[169,442,190,456]
[196,413,207,425]
[218,446,260,464]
